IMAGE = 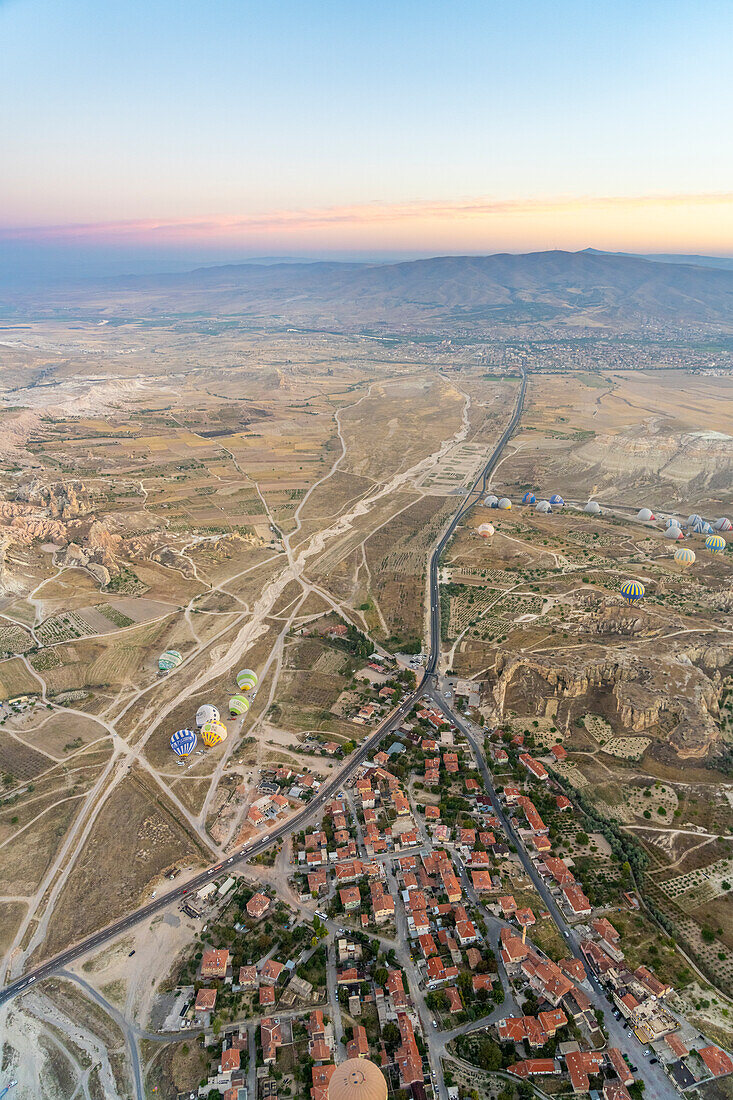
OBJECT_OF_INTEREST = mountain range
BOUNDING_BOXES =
[6,249,733,335]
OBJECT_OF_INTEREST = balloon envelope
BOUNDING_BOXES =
[550,494,564,505]
[585,501,601,515]
[620,580,645,603]
[522,492,536,504]
[196,704,220,728]
[229,694,251,716]
[159,649,182,672]
[170,729,197,756]
[498,497,512,510]
[236,669,258,692]
[201,720,228,747]
[674,547,696,566]
[706,534,726,553]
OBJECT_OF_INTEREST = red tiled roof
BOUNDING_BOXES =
[700,1046,733,1077]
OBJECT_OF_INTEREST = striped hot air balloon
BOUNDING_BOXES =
[714,517,732,532]
[522,492,536,505]
[674,547,696,567]
[620,579,645,604]
[158,649,182,672]
[170,729,197,757]
[236,669,258,692]
[229,694,251,716]
[706,534,726,554]
[201,719,228,747]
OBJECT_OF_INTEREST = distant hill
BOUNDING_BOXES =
[586,247,733,273]
[8,249,733,334]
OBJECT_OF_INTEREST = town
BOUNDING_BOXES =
[168,689,731,1100]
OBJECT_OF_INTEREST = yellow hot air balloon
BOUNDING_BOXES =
[674,547,696,567]
[201,719,228,747]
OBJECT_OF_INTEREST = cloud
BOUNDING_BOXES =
[3,191,733,244]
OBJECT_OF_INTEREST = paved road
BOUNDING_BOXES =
[425,367,527,679]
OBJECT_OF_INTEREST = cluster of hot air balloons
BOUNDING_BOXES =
[483,490,567,513]
[168,667,259,758]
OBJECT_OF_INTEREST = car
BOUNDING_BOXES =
[28,976,36,983]
[650,1058,658,1065]
[151,891,156,898]
[128,950,136,956]
[432,1019,438,1028]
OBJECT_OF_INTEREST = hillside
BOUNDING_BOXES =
[6,249,733,334]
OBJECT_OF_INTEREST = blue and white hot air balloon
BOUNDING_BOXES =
[620,579,645,605]
[170,729,197,757]
[550,494,564,506]
[522,491,536,505]
[706,534,726,554]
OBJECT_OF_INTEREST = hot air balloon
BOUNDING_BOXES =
[620,579,645,604]
[688,514,704,528]
[674,547,696,567]
[498,497,512,510]
[691,519,706,534]
[236,669,258,692]
[195,703,220,728]
[483,494,499,508]
[477,523,495,538]
[706,534,726,554]
[158,649,182,673]
[535,500,552,514]
[714,517,732,532]
[522,492,536,505]
[170,729,197,757]
[702,522,714,535]
[636,508,655,522]
[550,494,564,506]
[666,517,680,528]
[201,719,228,747]
[664,525,683,540]
[229,694,251,716]
[585,501,601,515]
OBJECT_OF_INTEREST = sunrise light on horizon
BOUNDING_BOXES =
[3,0,733,276]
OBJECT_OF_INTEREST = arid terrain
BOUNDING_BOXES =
[0,271,731,1099]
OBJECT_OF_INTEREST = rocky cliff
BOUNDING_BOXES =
[491,643,727,759]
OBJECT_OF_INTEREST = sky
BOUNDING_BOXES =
[2,0,733,279]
